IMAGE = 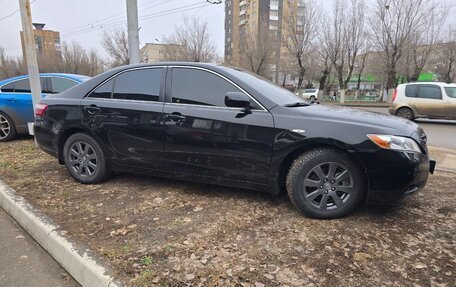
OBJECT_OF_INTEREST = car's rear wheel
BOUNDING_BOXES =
[0,112,17,142]
[396,107,414,120]
[63,133,110,184]
[286,148,365,219]
[310,96,316,102]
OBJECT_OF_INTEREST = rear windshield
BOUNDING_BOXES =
[445,87,456,98]
[304,89,317,93]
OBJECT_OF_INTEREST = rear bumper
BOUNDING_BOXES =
[355,150,434,204]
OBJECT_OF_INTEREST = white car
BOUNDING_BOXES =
[300,89,319,101]
[389,82,456,120]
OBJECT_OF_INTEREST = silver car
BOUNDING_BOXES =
[389,82,456,120]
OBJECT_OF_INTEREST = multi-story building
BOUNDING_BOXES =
[225,0,296,82]
[20,23,61,56]
[140,43,186,63]
[140,43,168,63]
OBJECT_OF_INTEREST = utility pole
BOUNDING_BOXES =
[19,0,41,131]
[126,0,140,64]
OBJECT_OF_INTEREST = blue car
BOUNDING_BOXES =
[0,73,89,141]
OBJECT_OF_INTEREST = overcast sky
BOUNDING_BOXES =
[0,0,455,59]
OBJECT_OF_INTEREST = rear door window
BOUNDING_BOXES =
[89,78,115,99]
[444,87,456,98]
[417,85,442,100]
[113,68,163,101]
[13,79,31,93]
[1,82,15,92]
[50,77,78,94]
[405,85,419,98]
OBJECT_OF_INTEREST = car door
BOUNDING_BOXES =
[442,86,456,118]
[80,67,166,170]
[162,66,274,184]
[0,78,48,125]
[412,84,445,118]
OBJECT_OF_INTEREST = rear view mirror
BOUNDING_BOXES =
[225,92,251,109]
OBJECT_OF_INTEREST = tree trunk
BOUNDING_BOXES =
[297,65,306,97]
[339,89,346,104]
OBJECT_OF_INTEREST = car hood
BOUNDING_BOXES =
[291,104,420,136]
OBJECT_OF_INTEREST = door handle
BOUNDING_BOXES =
[84,105,100,115]
[166,112,186,122]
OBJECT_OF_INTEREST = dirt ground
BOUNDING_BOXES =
[0,138,455,287]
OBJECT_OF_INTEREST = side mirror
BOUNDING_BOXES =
[225,92,251,109]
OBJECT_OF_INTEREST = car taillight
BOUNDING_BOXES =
[35,103,48,117]
[392,89,398,102]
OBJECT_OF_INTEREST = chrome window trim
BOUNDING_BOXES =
[84,97,164,105]
[168,65,268,111]
[85,66,166,100]
[163,102,268,112]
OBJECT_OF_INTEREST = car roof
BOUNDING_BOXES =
[0,73,89,86]
[400,82,455,87]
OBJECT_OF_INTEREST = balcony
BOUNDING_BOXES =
[239,0,247,6]
[239,19,247,25]
[240,9,246,16]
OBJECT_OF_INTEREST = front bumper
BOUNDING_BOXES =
[356,149,435,204]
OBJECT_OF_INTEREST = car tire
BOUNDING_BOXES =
[286,148,365,219]
[310,96,316,102]
[63,133,110,184]
[0,112,17,142]
[396,107,415,120]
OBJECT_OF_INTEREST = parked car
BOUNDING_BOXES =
[0,73,89,141]
[34,63,435,219]
[389,82,456,120]
[300,88,319,101]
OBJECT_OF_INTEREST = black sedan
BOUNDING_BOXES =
[34,63,435,219]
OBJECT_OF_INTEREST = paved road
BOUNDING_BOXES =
[355,107,456,149]
[0,208,79,287]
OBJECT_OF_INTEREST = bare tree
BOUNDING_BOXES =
[370,0,440,91]
[61,42,104,76]
[403,5,446,82]
[163,17,216,62]
[434,28,456,83]
[0,47,24,80]
[282,0,319,91]
[322,0,367,102]
[101,28,129,67]
[240,28,272,76]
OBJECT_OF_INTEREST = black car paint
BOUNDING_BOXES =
[34,63,432,203]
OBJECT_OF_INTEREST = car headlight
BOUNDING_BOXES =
[367,134,422,153]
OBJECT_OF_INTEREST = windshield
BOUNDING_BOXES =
[445,87,456,98]
[224,67,304,106]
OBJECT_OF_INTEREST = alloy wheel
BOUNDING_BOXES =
[0,115,11,140]
[303,162,353,211]
[68,141,98,177]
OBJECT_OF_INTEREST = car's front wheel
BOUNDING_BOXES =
[0,112,17,142]
[286,148,365,219]
[63,133,110,184]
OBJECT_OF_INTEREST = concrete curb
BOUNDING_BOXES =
[0,179,121,287]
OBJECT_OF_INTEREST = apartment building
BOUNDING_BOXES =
[20,23,61,56]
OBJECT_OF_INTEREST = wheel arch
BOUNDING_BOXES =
[57,127,100,164]
[274,141,369,197]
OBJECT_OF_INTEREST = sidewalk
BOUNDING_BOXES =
[0,207,79,287]
[428,146,456,173]
[320,100,390,107]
